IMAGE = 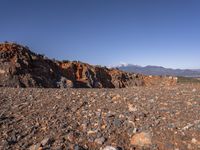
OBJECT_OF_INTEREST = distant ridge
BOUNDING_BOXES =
[118,64,200,77]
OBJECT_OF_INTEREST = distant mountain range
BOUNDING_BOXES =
[118,64,200,77]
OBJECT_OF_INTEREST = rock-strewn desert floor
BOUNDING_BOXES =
[1,84,200,150]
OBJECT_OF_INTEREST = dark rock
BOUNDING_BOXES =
[113,118,122,127]
[74,144,86,150]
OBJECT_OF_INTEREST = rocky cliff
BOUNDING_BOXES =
[58,61,144,88]
[0,42,62,87]
[0,42,177,88]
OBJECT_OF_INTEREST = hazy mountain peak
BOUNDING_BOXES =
[118,64,200,77]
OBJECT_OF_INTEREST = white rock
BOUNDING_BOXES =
[101,146,117,150]
[182,123,194,130]
[41,137,51,146]
[192,89,197,92]
[0,69,5,74]
[192,138,197,144]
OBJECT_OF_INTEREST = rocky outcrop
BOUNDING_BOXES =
[0,42,62,87]
[0,42,177,88]
[58,61,144,88]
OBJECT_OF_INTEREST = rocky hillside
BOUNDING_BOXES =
[0,42,177,88]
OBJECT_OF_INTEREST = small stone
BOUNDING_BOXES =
[192,89,197,92]
[96,132,103,138]
[74,144,85,150]
[29,143,41,150]
[128,104,137,112]
[101,124,106,129]
[81,123,87,132]
[127,127,137,136]
[87,130,98,135]
[130,132,152,147]
[113,118,122,127]
[0,69,5,74]
[191,138,197,144]
[112,94,120,100]
[116,147,123,150]
[95,137,106,145]
[67,132,76,142]
[41,137,51,146]
[149,99,155,103]
[102,146,117,150]
[182,123,193,130]
[197,124,200,130]
[56,95,62,99]
[187,144,192,149]
[88,136,95,142]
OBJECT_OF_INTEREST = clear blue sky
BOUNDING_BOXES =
[0,0,199,69]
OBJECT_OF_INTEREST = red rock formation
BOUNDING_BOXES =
[0,42,177,88]
[0,42,62,87]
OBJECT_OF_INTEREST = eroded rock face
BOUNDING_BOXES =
[0,42,62,87]
[59,61,145,88]
[0,42,177,88]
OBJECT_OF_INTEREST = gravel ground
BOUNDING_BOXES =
[0,84,200,150]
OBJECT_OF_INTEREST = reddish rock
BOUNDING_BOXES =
[130,132,152,147]
[0,42,62,87]
[0,42,177,88]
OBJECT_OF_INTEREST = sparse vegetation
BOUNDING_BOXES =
[177,76,200,83]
